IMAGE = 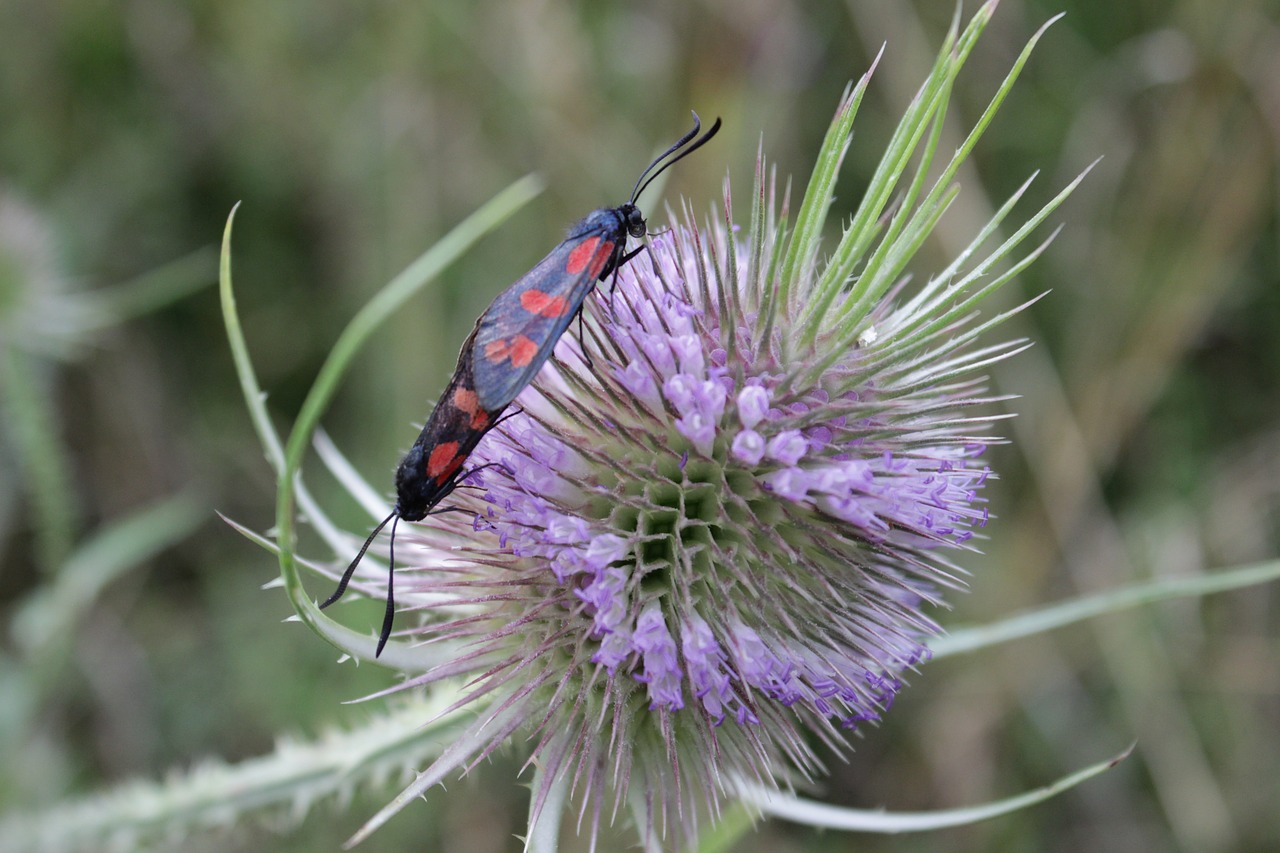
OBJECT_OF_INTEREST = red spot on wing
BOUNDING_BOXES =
[520,289,571,318]
[585,239,615,280]
[565,238,616,280]
[452,387,491,429]
[427,441,463,483]
[565,236,602,275]
[508,336,539,367]
[484,335,540,369]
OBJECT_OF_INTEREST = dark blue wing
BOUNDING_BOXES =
[471,210,624,411]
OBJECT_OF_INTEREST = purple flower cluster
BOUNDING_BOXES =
[459,226,991,732]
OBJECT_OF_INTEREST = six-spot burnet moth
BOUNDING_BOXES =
[321,113,722,656]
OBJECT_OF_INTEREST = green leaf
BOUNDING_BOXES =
[89,248,217,326]
[931,560,1280,659]
[736,744,1133,832]
[833,8,1063,336]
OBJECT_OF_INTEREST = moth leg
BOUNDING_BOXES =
[575,304,594,370]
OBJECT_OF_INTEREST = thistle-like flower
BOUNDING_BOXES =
[316,5,1084,848]
[395,212,996,838]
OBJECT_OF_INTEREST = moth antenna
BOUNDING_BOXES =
[320,509,396,609]
[630,113,723,205]
[375,514,401,657]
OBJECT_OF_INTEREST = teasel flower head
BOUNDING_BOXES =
[318,5,1086,848]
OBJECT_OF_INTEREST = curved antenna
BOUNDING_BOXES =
[629,112,723,205]
[320,509,397,609]
[375,514,400,657]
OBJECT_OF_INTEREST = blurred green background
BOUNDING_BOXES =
[1,0,1276,850]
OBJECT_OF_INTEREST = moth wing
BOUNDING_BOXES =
[472,233,617,411]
